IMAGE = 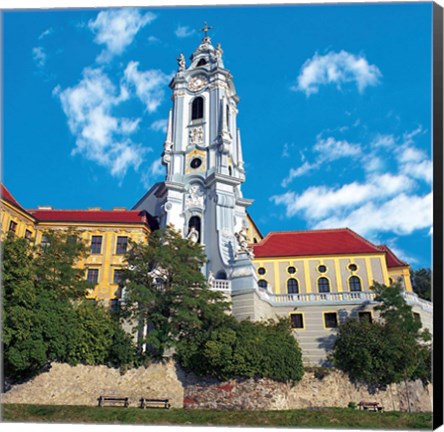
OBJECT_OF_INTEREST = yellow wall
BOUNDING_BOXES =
[246,213,262,244]
[1,200,36,240]
[388,267,413,291]
[35,222,150,301]
[252,253,411,294]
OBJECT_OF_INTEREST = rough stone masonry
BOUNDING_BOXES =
[1,361,433,412]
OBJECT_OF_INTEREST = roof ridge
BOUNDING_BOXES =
[377,244,409,267]
[342,227,381,252]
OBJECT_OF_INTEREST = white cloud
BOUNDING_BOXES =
[294,50,382,96]
[32,46,46,68]
[175,25,195,38]
[150,118,168,133]
[88,8,156,63]
[56,67,147,177]
[39,28,53,40]
[149,158,164,177]
[371,134,395,149]
[123,61,172,113]
[272,173,415,223]
[281,136,361,186]
[313,193,432,236]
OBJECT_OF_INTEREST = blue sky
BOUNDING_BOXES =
[3,3,433,268]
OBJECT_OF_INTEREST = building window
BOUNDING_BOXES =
[258,267,266,275]
[216,270,227,280]
[191,97,204,120]
[348,263,358,271]
[358,312,372,323]
[25,229,32,240]
[197,58,207,66]
[290,313,304,329]
[324,312,338,328]
[41,235,50,247]
[190,158,202,169]
[258,279,268,289]
[188,216,201,243]
[287,266,296,274]
[116,236,128,254]
[318,277,330,293]
[87,269,99,284]
[287,278,299,294]
[8,220,17,233]
[349,276,362,292]
[91,236,102,254]
[413,312,421,324]
[318,264,327,273]
[114,269,124,285]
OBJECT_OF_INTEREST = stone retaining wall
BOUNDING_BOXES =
[1,362,432,412]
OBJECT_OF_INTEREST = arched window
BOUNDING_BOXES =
[188,215,201,243]
[197,58,207,66]
[216,270,227,280]
[318,277,330,293]
[258,279,268,289]
[349,276,362,292]
[191,97,204,120]
[287,278,299,294]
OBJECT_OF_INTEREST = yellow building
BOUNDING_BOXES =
[1,184,156,302]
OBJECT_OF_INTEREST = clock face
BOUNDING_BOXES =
[188,76,207,92]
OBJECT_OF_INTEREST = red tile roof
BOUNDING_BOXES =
[1,184,22,209]
[252,228,383,258]
[377,245,408,268]
[30,209,157,229]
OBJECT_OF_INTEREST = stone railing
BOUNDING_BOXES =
[403,291,433,313]
[211,279,232,292]
[258,290,376,305]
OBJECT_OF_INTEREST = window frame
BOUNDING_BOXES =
[87,268,99,284]
[317,276,330,293]
[8,220,17,233]
[91,235,103,254]
[116,236,129,254]
[323,312,339,329]
[349,275,362,292]
[287,277,299,294]
[191,96,204,121]
[258,279,268,289]
[358,311,373,323]
[113,269,124,285]
[289,312,305,330]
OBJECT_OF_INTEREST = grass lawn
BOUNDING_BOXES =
[1,404,433,429]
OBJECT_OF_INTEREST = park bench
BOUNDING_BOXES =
[139,397,171,409]
[358,401,384,412]
[97,395,129,408]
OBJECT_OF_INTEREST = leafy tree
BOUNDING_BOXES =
[120,226,230,359]
[411,268,432,301]
[2,232,136,383]
[331,282,431,391]
[176,318,304,383]
[34,229,90,300]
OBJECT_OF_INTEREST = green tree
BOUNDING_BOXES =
[331,282,431,391]
[34,229,90,300]
[176,318,304,383]
[411,268,432,301]
[2,232,136,383]
[120,226,230,359]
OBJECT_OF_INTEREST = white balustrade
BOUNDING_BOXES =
[211,279,231,292]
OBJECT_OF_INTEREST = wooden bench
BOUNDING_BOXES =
[358,401,384,412]
[139,398,171,409]
[97,395,129,408]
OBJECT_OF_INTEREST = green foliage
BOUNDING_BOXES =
[411,268,431,301]
[2,232,136,382]
[120,226,230,359]
[34,229,91,300]
[331,282,431,387]
[176,317,304,383]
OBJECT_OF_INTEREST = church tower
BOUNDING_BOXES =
[135,24,257,291]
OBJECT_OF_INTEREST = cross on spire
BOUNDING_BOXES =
[200,22,213,38]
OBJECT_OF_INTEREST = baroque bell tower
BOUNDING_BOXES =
[135,24,257,291]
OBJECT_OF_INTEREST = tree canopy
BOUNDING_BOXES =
[331,281,431,388]
[411,268,432,301]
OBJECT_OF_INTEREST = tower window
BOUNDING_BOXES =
[258,279,268,289]
[191,97,204,120]
[349,276,362,292]
[197,59,207,66]
[318,277,330,293]
[188,216,201,243]
[287,278,299,294]
[190,158,202,169]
